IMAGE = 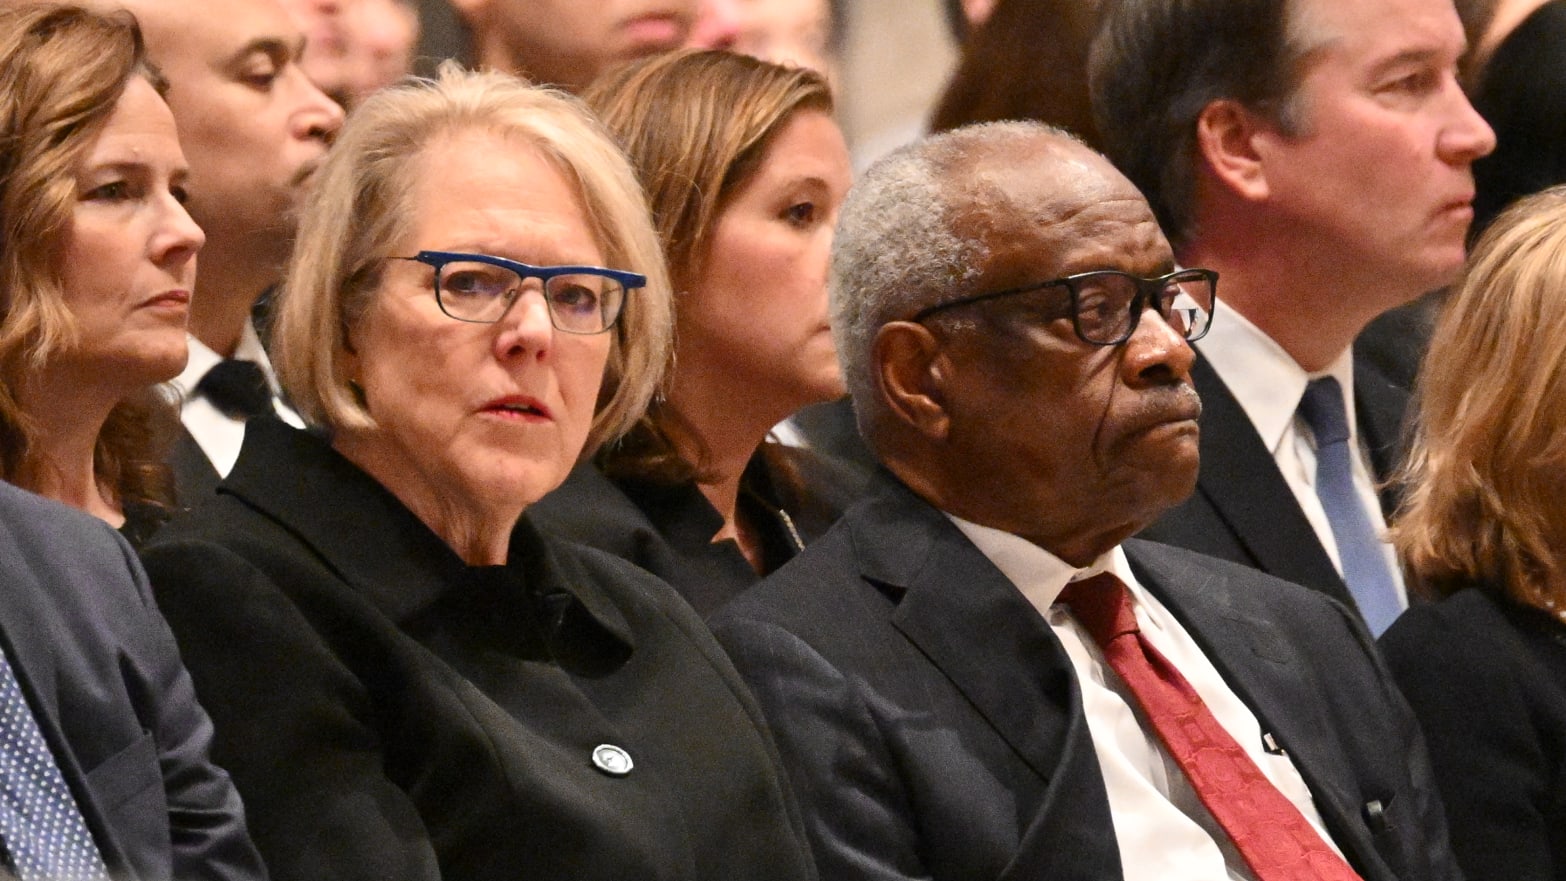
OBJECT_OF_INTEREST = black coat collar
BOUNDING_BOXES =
[221,419,634,648]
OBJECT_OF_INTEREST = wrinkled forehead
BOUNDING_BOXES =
[950,144,1172,287]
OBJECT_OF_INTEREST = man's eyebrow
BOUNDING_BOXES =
[229,36,304,64]
[1367,45,1451,77]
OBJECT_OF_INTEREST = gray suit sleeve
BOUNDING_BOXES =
[105,526,269,881]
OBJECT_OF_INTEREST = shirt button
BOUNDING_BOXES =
[592,743,633,776]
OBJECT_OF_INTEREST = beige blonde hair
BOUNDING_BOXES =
[1394,184,1566,615]
[0,2,176,511]
[580,49,833,483]
[272,63,672,454]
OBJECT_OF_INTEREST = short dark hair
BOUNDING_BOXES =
[1088,0,1312,247]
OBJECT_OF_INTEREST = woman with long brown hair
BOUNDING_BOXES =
[0,2,203,543]
[534,49,856,616]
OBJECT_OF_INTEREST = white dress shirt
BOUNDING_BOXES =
[1196,301,1406,604]
[949,517,1344,881]
[169,321,302,478]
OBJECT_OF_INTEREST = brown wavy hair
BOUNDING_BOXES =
[0,3,177,511]
[1392,184,1566,616]
[581,49,833,484]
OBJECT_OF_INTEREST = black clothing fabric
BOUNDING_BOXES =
[1380,587,1566,881]
[711,473,1462,881]
[140,420,817,881]
[531,443,863,618]
[1137,344,1410,613]
[1472,0,1566,236]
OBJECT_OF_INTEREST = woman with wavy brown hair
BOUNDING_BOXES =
[0,2,203,544]
[533,49,856,616]
[1381,184,1566,881]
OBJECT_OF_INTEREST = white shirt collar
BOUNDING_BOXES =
[944,514,1134,611]
[1196,300,1357,454]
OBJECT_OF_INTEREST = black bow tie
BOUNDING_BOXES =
[196,359,273,420]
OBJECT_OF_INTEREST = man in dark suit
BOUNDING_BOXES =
[712,122,1460,881]
[112,0,344,504]
[0,480,264,880]
[1088,0,1496,632]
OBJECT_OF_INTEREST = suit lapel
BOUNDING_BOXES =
[168,426,221,510]
[0,520,132,877]
[1190,356,1352,605]
[1351,345,1411,516]
[851,480,1120,879]
[1126,541,1379,873]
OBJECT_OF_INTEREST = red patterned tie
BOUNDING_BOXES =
[1058,572,1363,881]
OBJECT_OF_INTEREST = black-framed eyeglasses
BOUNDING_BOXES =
[911,268,1218,347]
[392,250,644,334]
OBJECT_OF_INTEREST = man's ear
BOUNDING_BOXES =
[873,321,952,441]
[1195,98,1273,202]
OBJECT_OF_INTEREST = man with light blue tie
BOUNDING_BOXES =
[1090,0,1498,633]
[0,479,264,880]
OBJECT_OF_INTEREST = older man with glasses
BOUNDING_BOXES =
[710,121,1462,881]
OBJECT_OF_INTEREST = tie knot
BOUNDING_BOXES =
[1056,572,1139,649]
[1298,377,1351,447]
[196,359,273,420]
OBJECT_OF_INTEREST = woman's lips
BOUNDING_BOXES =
[480,395,552,422]
[142,289,191,309]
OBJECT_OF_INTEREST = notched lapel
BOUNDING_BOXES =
[857,490,1084,783]
[1189,358,1351,603]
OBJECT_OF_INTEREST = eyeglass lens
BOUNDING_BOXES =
[437,261,624,333]
[1074,271,1214,344]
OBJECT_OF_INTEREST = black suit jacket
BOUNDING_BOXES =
[1137,343,1411,609]
[0,481,264,881]
[141,420,816,881]
[169,426,222,511]
[1381,587,1566,881]
[712,475,1460,881]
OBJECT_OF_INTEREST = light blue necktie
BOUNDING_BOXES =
[0,650,108,881]
[1298,377,1404,636]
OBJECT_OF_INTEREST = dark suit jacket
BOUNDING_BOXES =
[1137,343,1411,610]
[141,420,816,881]
[1381,587,1566,881]
[0,481,264,881]
[169,426,222,511]
[712,475,1460,881]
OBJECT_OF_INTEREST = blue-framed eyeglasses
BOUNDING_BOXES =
[392,250,644,334]
[911,268,1218,346]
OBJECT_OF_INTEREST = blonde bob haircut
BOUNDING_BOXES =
[1393,185,1566,617]
[580,49,833,482]
[272,63,673,454]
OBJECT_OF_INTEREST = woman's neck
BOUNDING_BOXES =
[15,383,122,526]
[667,373,789,572]
[331,430,518,567]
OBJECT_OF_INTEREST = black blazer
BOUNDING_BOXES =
[712,474,1461,881]
[1137,343,1411,610]
[0,481,264,881]
[1381,587,1566,881]
[140,420,816,881]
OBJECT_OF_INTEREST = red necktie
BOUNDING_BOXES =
[1058,572,1363,881]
